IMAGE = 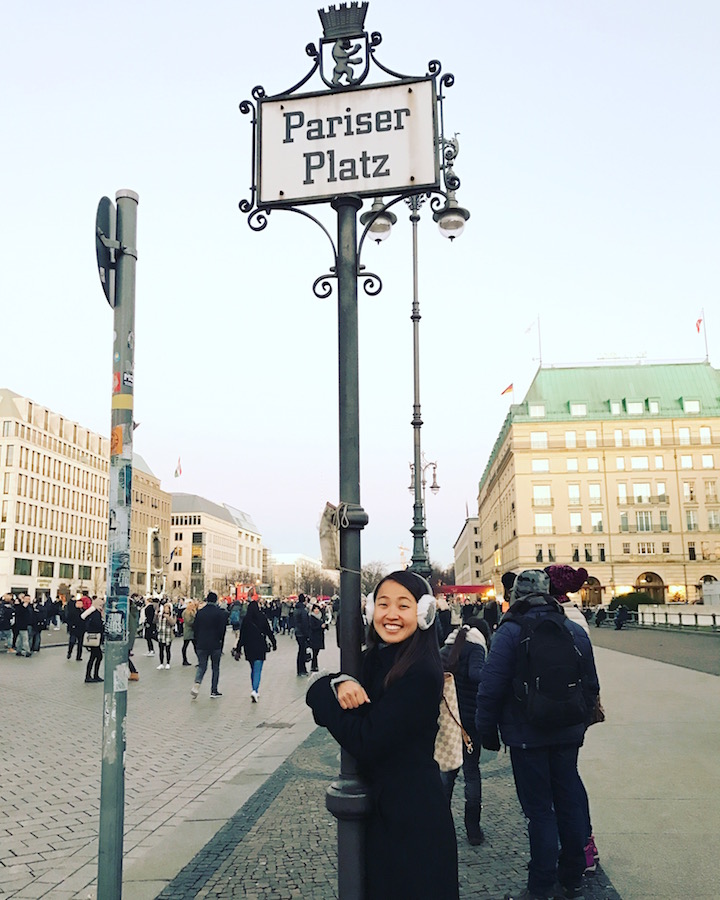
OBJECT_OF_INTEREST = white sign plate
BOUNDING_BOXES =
[258,77,439,206]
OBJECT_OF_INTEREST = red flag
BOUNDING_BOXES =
[174,457,182,478]
[501,383,513,396]
[696,318,703,333]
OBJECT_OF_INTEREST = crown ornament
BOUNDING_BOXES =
[318,3,368,39]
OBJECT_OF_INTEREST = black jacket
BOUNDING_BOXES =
[237,606,276,662]
[307,644,458,900]
[293,603,310,639]
[193,603,228,652]
[308,612,326,651]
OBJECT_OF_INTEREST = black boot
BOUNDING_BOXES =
[464,802,485,845]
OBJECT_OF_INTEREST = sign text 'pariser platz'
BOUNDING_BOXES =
[258,78,439,207]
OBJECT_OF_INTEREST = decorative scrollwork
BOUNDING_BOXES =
[429,195,445,215]
[306,42,318,59]
[360,272,382,297]
[440,72,455,90]
[445,171,461,192]
[427,59,442,76]
[238,196,254,214]
[238,99,255,117]
[248,208,270,231]
[251,85,266,101]
[313,273,337,299]
[369,32,382,48]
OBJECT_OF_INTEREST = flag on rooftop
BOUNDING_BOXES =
[174,457,182,478]
[501,383,514,396]
[696,317,703,333]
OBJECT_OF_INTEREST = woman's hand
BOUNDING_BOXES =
[336,681,371,709]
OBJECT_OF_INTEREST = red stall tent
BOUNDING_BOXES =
[436,584,496,602]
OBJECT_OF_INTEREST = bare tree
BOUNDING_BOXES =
[361,561,388,597]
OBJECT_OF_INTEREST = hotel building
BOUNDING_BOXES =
[474,363,720,604]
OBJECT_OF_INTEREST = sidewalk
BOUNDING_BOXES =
[2,630,719,898]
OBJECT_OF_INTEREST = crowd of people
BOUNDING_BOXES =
[3,573,604,899]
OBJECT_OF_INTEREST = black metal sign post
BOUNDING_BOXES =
[239,6,466,897]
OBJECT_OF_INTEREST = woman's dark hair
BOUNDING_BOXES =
[366,573,442,689]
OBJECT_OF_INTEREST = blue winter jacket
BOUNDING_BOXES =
[475,596,600,749]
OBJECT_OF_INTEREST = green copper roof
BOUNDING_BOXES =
[478,362,720,493]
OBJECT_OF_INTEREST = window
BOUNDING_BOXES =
[622,542,631,554]
[637,511,652,532]
[626,400,644,415]
[617,483,627,503]
[629,429,646,447]
[0,529,4,551]
[5,445,14,466]
[587,458,599,472]
[689,542,696,560]
[708,510,720,530]
[616,457,625,470]
[529,404,545,418]
[598,544,606,561]
[38,560,54,577]
[547,544,556,562]
[702,455,714,469]
[174,532,183,541]
[611,401,621,415]
[584,543,592,562]
[683,481,696,501]
[59,563,73,579]
[687,510,698,531]
[532,458,549,473]
[79,565,91,579]
[589,483,602,503]
[2,473,9,494]
[662,542,670,554]
[591,512,604,532]
[655,456,664,469]
[700,427,711,446]
[532,485,552,506]
[657,481,667,501]
[633,483,651,503]
[706,480,717,502]
[2,421,11,436]
[638,542,655,555]
[571,544,579,562]
[678,427,691,445]
[681,455,693,469]
[620,512,629,532]
[565,431,577,449]
[570,512,582,533]
[191,560,202,574]
[530,432,548,450]
[631,457,649,470]
[614,429,623,448]
[653,428,662,446]
[173,561,182,571]
[14,558,32,576]
[683,399,700,414]
[649,399,660,414]
[535,544,543,562]
[570,403,587,417]
[192,532,203,544]
[586,430,597,448]
[534,513,553,534]
[568,484,580,505]
[567,458,578,472]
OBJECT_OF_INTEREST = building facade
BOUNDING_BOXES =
[453,517,481,585]
[476,363,720,604]
[169,494,262,599]
[130,455,171,595]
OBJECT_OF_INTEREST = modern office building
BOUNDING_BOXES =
[169,494,262,598]
[475,362,720,604]
[130,454,171,595]
[0,389,172,599]
[453,517,482,585]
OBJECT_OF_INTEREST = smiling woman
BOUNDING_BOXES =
[306,569,459,900]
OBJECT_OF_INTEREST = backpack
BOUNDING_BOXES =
[512,610,587,729]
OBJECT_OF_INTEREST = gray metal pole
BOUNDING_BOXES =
[325,194,370,900]
[98,188,138,899]
[408,198,430,578]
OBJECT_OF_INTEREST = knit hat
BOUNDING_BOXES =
[501,571,517,595]
[544,565,588,598]
[510,569,551,601]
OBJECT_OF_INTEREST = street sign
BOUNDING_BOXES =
[96,196,116,307]
[258,77,439,207]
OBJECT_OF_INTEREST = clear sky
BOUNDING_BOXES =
[2,1,718,570]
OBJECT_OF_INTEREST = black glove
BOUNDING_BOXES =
[481,729,501,752]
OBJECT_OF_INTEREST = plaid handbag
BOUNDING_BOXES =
[434,672,473,772]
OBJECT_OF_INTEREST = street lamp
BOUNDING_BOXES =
[408,454,440,571]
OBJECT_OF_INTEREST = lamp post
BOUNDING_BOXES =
[408,452,440,574]
[240,8,465,897]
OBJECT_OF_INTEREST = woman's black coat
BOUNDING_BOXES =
[307,642,459,900]
[237,605,276,662]
[308,613,326,651]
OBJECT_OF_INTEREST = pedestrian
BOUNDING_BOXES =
[306,570,459,900]
[191,592,228,700]
[0,594,14,651]
[229,598,242,634]
[28,597,46,653]
[14,595,33,657]
[475,569,600,900]
[81,598,105,683]
[308,602,328,672]
[156,600,175,669]
[614,604,629,630]
[143,597,157,655]
[128,595,141,681]
[66,595,85,661]
[482,595,500,631]
[235,599,277,702]
[435,594,453,643]
[280,598,291,634]
[293,594,311,676]
[181,599,198,665]
[439,617,489,845]
[594,607,607,628]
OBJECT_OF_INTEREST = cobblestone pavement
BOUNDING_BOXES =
[157,725,621,900]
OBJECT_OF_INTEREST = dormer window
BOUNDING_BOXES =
[683,398,701,414]
[648,399,660,414]
[529,403,545,418]
[570,402,587,417]
[626,400,643,415]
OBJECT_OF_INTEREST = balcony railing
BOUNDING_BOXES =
[619,524,672,533]
[617,495,669,505]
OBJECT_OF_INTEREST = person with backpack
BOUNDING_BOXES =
[475,569,599,900]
